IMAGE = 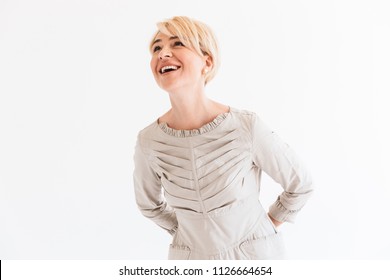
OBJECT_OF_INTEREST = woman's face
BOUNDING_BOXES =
[150,32,209,92]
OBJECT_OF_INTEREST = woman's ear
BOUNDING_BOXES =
[203,55,213,74]
[205,55,213,70]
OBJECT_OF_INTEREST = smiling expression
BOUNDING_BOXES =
[150,33,211,92]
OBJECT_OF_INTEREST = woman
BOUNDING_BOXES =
[133,16,313,260]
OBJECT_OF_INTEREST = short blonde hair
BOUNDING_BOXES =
[149,16,220,85]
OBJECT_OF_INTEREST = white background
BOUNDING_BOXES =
[1,0,389,259]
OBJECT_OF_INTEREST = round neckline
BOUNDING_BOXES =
[157,107,232,138]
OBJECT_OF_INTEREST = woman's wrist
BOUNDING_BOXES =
[268,213,283,227]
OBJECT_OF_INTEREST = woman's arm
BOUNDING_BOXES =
[133,135,178,235]
[251,114,314,224]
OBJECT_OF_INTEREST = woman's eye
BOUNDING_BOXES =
[153,46,161,53]
[174,41,184,47]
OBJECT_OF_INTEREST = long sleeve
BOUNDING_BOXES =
[251,114,314,223]
[133,135,178,235]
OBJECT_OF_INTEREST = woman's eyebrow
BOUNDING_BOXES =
[152,36,179,46]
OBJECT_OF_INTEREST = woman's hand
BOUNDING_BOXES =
[268,213,283,228]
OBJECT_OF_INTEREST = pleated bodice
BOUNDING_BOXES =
[152,111,258,215]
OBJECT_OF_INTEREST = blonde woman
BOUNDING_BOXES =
[133,16,313,260]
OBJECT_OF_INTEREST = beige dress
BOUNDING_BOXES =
[133,107,313,259]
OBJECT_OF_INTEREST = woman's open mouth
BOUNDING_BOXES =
[159,65,181,74]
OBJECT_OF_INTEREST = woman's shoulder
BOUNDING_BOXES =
[136,119,160,141]
[229,107,258,123]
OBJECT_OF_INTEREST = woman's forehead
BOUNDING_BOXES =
[154,31,178,40]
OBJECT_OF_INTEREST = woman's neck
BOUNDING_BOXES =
[163,86,228,130]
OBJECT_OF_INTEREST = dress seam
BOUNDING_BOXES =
[188,138,207,216]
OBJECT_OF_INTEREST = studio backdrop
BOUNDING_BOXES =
[1,0,389,259]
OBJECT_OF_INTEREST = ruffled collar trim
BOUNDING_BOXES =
[158,111,230,138]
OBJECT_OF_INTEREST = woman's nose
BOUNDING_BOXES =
[159,48,172,60]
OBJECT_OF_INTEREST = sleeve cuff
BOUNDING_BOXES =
[268,197,300,223]
[167,225,178,236]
